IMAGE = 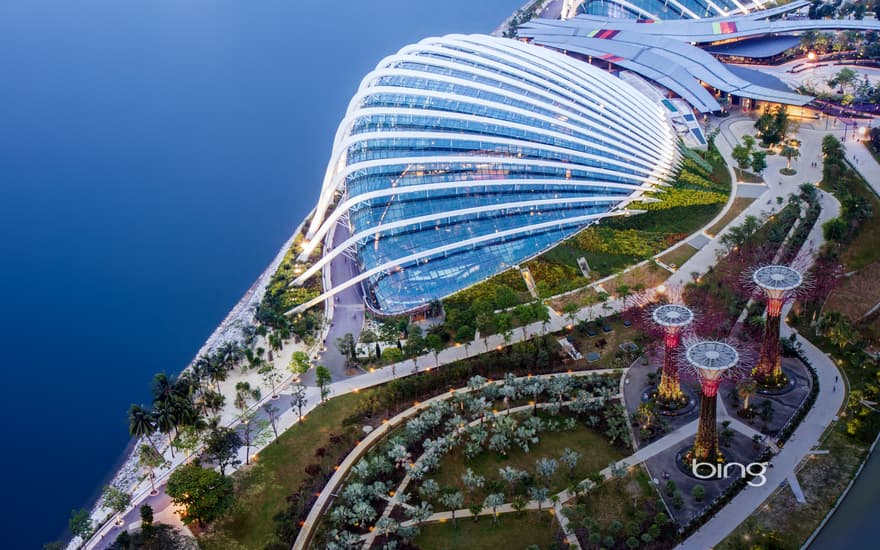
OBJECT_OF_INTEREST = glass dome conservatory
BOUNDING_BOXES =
[292,34,678,314]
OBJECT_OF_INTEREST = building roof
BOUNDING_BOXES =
[518,18,813,111]
[704,35,801,58]
[293,34,679,314]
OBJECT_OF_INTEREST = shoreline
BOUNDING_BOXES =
[76,215,310,546]
[78,0,545,544]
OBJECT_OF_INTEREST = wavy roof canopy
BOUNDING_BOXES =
[578,0,807,21]
[292,34,678,314]
[517,3,877,112]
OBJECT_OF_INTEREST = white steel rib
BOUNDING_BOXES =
[294,34,679,314]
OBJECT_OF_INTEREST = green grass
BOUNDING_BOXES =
[705,197,756,237]
[414,511,561,550]
[734,168,765,183]
[657,243,699,269]
[425,416,626,503]
[716,429,866,550]
[567,317,642,370]
[442,151,731,308]
[198,393,365,549]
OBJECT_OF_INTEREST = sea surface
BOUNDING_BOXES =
[0,1,524,546]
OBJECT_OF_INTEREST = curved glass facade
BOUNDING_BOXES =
[296,34,678,314]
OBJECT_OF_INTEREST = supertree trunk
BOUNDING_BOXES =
[754,298,785,387]
[657,331,684,405]
[692,381,722,463]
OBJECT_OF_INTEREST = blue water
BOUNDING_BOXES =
[0,1,523,546]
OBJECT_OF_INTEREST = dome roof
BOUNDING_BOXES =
[294,34,678,314]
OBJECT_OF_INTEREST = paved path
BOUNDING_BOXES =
[675,120,847,549]
[294,370,622,550]
[84,110,859,549]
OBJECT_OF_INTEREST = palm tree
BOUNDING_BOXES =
[781,144,800,171]
[737,378,758,413]
[128,404,158,453]
[152,403,178,457]
[138,444,166,495]
[234,381,261,413]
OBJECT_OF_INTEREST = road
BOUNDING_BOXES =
[309,221,365,383]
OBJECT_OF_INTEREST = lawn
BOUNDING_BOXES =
[415,510,562,550]
[425,416,627,504]
[547,287,599,313]
[605,262,669,292]
[839,175,880,270]
[705,197,756,237]
[716,428,866,550]
[823,260,880,322]
[567,317,643,370]
[444,151,731,306]
[198,393,365,549]
[733,168,765,183]
[563,469,674,548]
[657,243,699,270]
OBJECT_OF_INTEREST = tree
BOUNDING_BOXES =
[290,382,308,420]
[750,150,767,175]
[831,67,858,94]
[404,325,425,370]
[425,333,444,367]
[560,448,581,475]
[381,346,403,363]
[691,484,706,502]
[69,508,93,541]
[204,426,243,475]
[439,490,464,525]
[335,333,357,363]
[289,350,311,375]
[128,404,158,454]
[529,486,549,513]
[484,493,505,523]
[780,144,800,171]
[536,457,558,482]
[737,378,758,413]
[140,503,154,529]
[616,284,632,310]
[461,468,486,493]
[419,479,440,500]
[263,403,281,442]
[407,501,433,526]
[259,362,284,399]
[152,401,179,458]
[234,381,261,413]
[315,365,332,403]
[732,144,751,170]
[239,412,271,465]
[102,484,132,524]
[166,462,235,527]
[455,325,475,357]
[138,444,166,495]
[823,217,847,242]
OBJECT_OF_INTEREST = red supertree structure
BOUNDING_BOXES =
[651,302,694,409]
[682,340,741,463]
[749,265,803,388]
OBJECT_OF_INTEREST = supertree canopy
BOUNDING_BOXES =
[652,303,694,409]
[683,340,739,464]
[750,265,803,388]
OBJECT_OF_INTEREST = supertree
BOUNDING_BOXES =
[683,340,740,464]
[749,265,803,388]
[652,303,694,409]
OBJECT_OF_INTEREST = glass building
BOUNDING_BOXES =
[579,0,768,20]
[294,34,678,315]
